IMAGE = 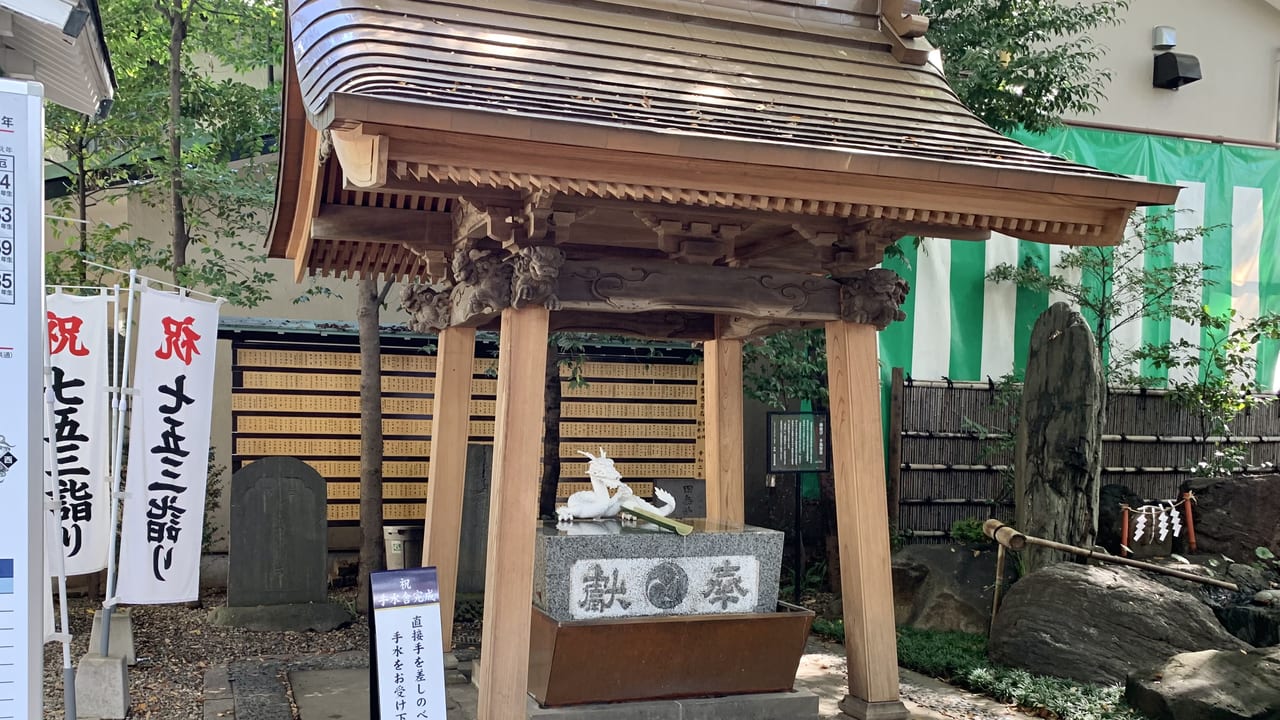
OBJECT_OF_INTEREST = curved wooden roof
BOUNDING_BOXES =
[271,0,1180,281]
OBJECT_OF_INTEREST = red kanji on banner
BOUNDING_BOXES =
[47,312,90,357]
[154,316,201,366]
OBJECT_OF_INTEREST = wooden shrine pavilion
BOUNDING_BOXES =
[268,1,1178,717]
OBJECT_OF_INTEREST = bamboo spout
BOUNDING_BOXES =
[981,519,1238,592]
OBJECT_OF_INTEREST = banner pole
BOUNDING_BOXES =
[42,296,76,720]
[100,271,138,657]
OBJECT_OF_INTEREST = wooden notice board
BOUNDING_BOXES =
[230,337,704,525]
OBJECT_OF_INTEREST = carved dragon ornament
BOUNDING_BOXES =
[836,268,910,330]
[402,243,565,332]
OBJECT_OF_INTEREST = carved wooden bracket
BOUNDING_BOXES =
[882,0,929,38]
[836,269,910,330]
[454,197,517,248]
[447,239,513,326]
[634,212,744,263]
[512,246,565,311]
[329,127,388,188]
[880,0,932,65]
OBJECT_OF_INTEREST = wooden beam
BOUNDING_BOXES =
[825,321,906,717]
[549,310,716,340]
[476,306,550,719]
[422,327,476,655]
[557,259,841,320]
[330,126,388,188]
[311,205,452,249]
[703,335,744,526]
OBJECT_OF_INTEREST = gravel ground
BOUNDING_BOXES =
[42,589,371,720]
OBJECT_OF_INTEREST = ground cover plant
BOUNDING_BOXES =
[811,621,1143,720]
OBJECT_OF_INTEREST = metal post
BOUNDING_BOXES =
[101,271,138,657]
[793,473,803,604]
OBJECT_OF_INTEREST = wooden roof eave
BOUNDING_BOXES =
[299,96,1176,246]
[266,25,322,279]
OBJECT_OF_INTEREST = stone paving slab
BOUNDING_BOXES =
[207,641,1041,720]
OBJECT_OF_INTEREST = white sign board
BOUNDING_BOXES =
[370,567,448,720]
[0,78,45,720]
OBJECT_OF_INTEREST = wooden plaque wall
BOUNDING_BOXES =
[230,337,704,524]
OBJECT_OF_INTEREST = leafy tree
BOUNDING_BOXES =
[742,327,827,410]
[985,210,1216,380]
[1133,309,1280,476]
[44,0,283,307]
[921,0,1129,133]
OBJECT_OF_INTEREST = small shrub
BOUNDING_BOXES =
[894,627,1142,720]
[949,518,988,544]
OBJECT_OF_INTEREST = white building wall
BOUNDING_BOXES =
[1066,0,1280,144]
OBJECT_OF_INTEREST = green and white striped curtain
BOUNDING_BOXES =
[878,126,1280,393]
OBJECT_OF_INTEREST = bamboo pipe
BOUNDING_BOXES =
[990,544,1007,630]
[981,520,1238,592]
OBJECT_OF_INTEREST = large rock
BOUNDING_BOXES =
[1215,605,1280,647]
[1097,484,1143,556]
[1125,647,1280,720]
[989,563,1250,684]
[891,544,996,634]
[1186,475,1280,563]
[1016,303,1105,574]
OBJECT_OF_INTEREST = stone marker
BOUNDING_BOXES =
[456,444,493,595]
[653,478,705,518]
[1016,302,1104,575]
[209,457,352,631]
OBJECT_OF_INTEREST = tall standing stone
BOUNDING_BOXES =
[210,457,352,631]
[1015,302,1104,574]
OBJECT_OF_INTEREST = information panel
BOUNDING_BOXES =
[369,567,448,720]
[766,412,830,473]
[0,79,45,720]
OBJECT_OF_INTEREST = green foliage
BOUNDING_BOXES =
[949,518,988,544]
[43,0,283,306]
[960,372,1021,504]
[896,628,1142,720]
[742,329,827,409]
[203,446,225,552]
[811,617,844,642]
[780,560,828,598]
[921,0,1129,134]
[1132,309,1280,476]
[1258,547,1277,562]
[986,210,1216,379]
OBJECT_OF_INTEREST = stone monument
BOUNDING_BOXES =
[1016,302,1104,575]
[208,457,352,631]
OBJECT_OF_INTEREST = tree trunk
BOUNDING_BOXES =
[1016,302,1105,575]
[537,342,561,519]
[355,278,385,613]
[167,4,189,281]
[76,130,89,286]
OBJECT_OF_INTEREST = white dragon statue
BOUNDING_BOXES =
[556,448,676,523]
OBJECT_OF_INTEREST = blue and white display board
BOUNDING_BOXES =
[370,567,448,720]
[0,78,45,720]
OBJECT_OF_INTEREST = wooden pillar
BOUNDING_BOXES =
[703,337,744,526]
[476,306,550,719]
[825,320,907,719]
[422,326,476,654]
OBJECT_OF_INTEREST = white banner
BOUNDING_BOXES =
[46,292,111,575]
[117,288,220,604]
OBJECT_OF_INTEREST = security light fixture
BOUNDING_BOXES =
[1154,51,1202,90]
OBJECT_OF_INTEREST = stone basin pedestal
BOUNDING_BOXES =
[525,520,817,715]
